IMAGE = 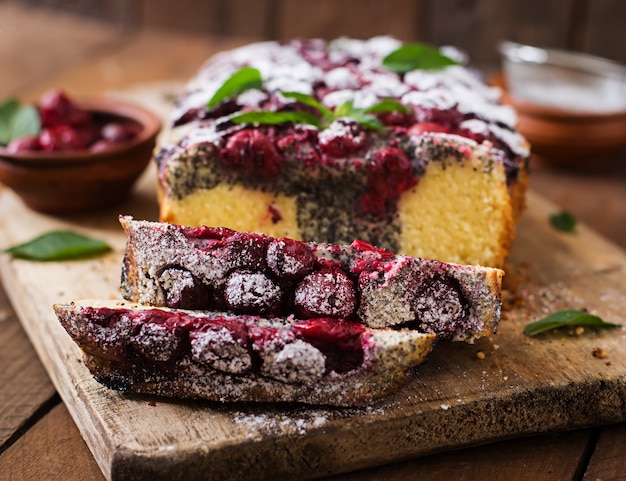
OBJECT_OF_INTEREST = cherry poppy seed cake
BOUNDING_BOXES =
[156,36,529,268]
[53,217,503,406]
[118,216,503,343]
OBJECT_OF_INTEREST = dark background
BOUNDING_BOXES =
[4,0,625,71]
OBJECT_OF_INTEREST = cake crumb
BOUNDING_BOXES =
[476,351,486,360]
[592,347,607,359]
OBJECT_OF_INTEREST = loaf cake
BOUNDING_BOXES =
[54,299,435,407]
[119,216,503,343]
[156,36,529,268]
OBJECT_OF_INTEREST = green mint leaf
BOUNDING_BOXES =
[382,43,460,73]
[332,101,384,130]
[343,110,384,130]
[0,98,41,146]
[281,91,333,120]
[207,67,263,109]
[550,210,577,233]
[523,309,619,336]
[4,230,111,261]
[365,98,411,114]
[230,110,322,128]
[333,100,355,118]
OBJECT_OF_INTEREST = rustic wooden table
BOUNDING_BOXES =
[1,4,625,480]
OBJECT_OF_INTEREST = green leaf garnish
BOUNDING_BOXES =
[207,67,263,109]
[523,309,619,336]
[382,43,460,73]
[230,110,322,128]
[550,210,577,233]
[365,98,411,114]
[0,98,41,146]
[3,230,111,261]
[281,91,333,120]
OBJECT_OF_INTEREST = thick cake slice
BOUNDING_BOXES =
[120,216,503,343]
[54,300,435,407]
[156,36,529,268]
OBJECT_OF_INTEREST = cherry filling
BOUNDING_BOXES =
[158,267,211,310]
[81,307,368,377]
[360,147,417,218]
[294,266,357,319]
[293,318,366,373]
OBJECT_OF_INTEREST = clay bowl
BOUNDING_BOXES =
[0,97,161,215]
[497,42,626,171]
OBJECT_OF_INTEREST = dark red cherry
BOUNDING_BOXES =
[224,270,283,315]
[294,318,365,373]
[223,232,269,271]
[101,122,141,142]
[39,126,86,151]
[7,135,41,153]
[407,122,449,136]
[361,147,417,217]
[266,238,316,281]
[294,267,356,319]
[220,129,281,178]
[318,119,367,157]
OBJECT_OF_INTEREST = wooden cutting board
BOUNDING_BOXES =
[1,130,626,480]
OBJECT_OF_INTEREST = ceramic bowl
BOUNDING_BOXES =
[498,41,626,170]
[0,97,161,215]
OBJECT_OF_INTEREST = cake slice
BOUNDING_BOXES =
[54,299,435,407]
[120,216,503,343]
[156,36,529,268]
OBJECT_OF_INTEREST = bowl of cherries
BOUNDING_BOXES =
[0,90,161,214]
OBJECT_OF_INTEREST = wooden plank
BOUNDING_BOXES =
[276,0,422,41]
[529,161,626,249]
[0,280,56,448]
[583,423,626,481]
[0,148,625,481]
[321,430,592,481]
[0,403,106,481]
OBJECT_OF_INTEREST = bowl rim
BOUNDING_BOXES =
[499,40,626,80]
[490,72,626,120]
[0,96,162,166]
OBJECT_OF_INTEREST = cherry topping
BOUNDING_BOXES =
[407,122,449,136]
[318,119,367,157]
[220,129,281,178]
[224,270,283,315]
[361,147,417,217]
[266,238,316,281]
[276,126,320,167]
[294,267,356,319]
